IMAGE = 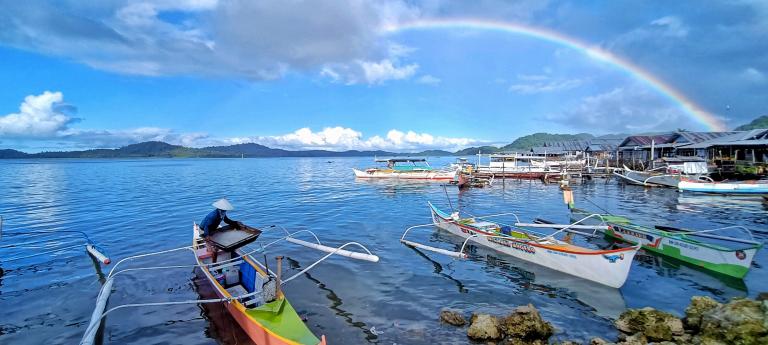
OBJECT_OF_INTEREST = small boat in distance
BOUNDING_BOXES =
[353,158,458,181]
[678,179,768,194]
[400,202,640,288]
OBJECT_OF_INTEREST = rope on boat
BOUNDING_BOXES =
[543,213,607,240]
[281,241,378,285]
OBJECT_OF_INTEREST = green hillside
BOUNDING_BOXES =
[501,133,594,151]
[734,115,768,131]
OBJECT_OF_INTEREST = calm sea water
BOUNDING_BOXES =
[0,157,766,345]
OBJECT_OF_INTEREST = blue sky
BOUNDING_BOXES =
[0,0,766,152]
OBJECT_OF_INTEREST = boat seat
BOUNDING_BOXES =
[226,284,248,298]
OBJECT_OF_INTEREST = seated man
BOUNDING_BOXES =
[200,198,241,261]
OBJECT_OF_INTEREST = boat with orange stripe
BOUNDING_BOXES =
[80,223,379,345]
[400,202,639,288]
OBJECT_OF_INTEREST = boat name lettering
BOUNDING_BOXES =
[545,249,576,259]
[667,239,699,251]
[615,226,654,242]
[488,237,536,254]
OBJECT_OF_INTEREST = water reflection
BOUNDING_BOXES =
[422,229,627,319]
[287,257,379,343]
[406,246,468,293]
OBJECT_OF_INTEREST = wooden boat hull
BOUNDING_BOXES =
[193,229,324,345]
[430,205,638,288]
[571,210,761,278]
[353,168,457,180]
[678,180,768,194]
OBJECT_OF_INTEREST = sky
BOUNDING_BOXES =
[0,0,766,152]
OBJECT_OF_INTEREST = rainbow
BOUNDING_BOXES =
[385,18,726,131]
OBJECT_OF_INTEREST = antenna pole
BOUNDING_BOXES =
[443,185,455,213]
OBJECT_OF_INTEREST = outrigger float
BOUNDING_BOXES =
[0,215,111,278]
[80,223,379,345]
[400,203,640,288]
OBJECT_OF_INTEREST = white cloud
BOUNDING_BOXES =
[228,127,479,152]
[507,74,584,94]
[0,91,78,137]
[322,59,419,84]
[547,85,699,132]
[360,59,419,84]
[609,15,690,50]
[0,1,420,84]
[650,16,689,38]
[416,75,441,85]
[741,67,766,84]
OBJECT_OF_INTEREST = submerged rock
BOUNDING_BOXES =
[439,309,466,326]
[618,333,647,345]
[684,296,721,331]
[467,313,502,340]
[499,304,554,341]
[614,307,684,342]
[695,298,768,345]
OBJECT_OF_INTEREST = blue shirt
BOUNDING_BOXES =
[200,209,237,237]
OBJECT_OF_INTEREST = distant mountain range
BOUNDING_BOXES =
[1,118,762,159]
[0,141,454,159]
[0,133,627,159]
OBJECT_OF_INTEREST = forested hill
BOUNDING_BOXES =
[501,133,594,151]
[734,115,768,131]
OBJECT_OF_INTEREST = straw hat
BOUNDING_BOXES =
[212,198,234,211]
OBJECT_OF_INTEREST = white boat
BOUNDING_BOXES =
[614,158,711,187]
[475,153,559,178]
[353,158,458,181]
[678,179,768,194]
[400,203,640,288]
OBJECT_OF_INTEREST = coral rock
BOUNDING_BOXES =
[439,309,466,326]
[500,304,555,340]
[467,313,502,341]
[615,307,684,342]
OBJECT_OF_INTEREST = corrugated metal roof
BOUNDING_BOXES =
[685,129,768,148]
[671,131,739,144]
[618,134,675,148]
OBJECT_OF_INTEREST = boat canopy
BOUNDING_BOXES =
[375,158,427,163]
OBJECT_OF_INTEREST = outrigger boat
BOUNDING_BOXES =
[80,223,379,345]
[353,158,458,181]
[400,203,640,288]
[568,207,763,279]
[678,179,768,194]
[613,157,711,188]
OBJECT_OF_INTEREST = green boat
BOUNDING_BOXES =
[570,207,763,279]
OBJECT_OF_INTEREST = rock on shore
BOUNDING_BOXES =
[440,294,767,344]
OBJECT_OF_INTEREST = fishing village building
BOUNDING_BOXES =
[614,130,768,175]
